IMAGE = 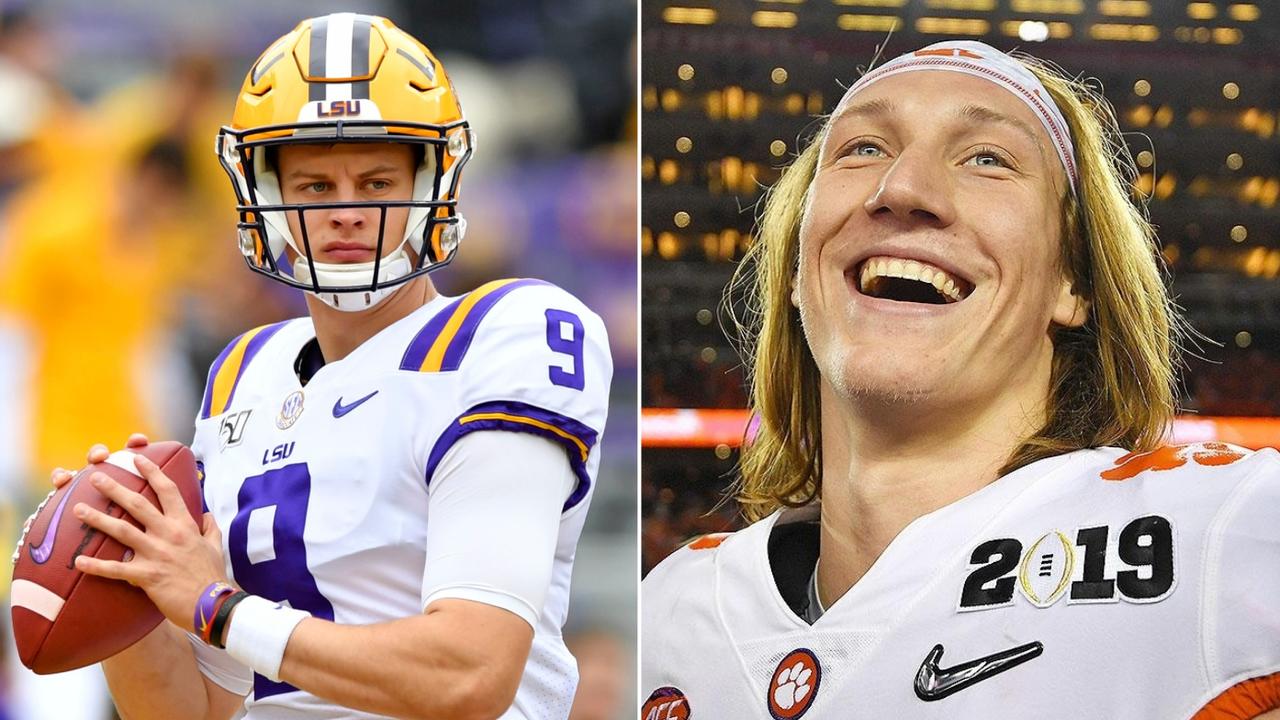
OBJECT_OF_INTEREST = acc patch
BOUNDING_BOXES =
[643,686,691,720]
[1017,530,1075,607]
[768,649,820,719]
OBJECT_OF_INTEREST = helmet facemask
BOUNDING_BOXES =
[216,120,473,311]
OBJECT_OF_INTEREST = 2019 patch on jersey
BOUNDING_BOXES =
[957,514,1176,611]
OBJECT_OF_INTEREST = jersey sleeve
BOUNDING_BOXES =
[420,431,575,625]
[1201,448,1280,706]
[411,279,612,511]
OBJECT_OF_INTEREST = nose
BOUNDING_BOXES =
[326,184,368,232]
[863,148,957,227]
[327,206,366,231]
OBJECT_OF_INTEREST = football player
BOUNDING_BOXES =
[642,41,1280,719]
[50,13,611,720]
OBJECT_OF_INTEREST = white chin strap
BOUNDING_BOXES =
[293,249,414,312]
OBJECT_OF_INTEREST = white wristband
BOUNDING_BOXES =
[223,595,311,682]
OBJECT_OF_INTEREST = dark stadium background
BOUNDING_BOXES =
[0,1,635,718]
[641,0,1280,574]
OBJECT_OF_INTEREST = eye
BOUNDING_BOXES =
[965,147,1012,168]
[304,181,329,193]
[366,179,391,191]
[848,141,885,158]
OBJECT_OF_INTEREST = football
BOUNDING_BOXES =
[10,441,202,674]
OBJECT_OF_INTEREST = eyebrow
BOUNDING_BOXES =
[285,164,404,181]
[955,103,1045,151]
[832,98,1045,151]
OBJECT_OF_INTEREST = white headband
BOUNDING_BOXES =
[834,40,1078,191]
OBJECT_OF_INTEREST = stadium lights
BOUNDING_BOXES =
[1098,0,1151,17]
[1229,4,1260,21]
[752,10,798,27]
[1018,20,1051,41]
[1187,3,1217,20]
[662,7,718,24]
[833,0,907,7]
[917,16,989,34]
[837,14,904,31]
[1010,0,1083,13]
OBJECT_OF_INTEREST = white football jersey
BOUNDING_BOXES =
[191,278,611,719]
[642,444,1280,720]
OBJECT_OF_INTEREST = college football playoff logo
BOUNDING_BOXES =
[219,410,252,450]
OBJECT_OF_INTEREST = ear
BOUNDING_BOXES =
[791,283,800,309]
[1051,275,1089,328]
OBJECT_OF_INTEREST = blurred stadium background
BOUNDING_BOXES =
[0,0,635,718]
[641,1,1280,573]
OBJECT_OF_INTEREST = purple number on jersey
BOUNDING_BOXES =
[228,462,336,699]
[546,309,585,391]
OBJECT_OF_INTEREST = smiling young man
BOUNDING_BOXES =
[45,13,611,720]
[642,41,1280,719]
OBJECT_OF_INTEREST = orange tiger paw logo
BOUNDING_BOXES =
[1101,442,1247,481]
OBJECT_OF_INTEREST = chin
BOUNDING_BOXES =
[824,350,952,406]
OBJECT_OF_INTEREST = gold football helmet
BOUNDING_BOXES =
[215,13,473,310]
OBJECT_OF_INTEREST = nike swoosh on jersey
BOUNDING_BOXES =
[332,391,379,418]
[914,640,1044,701]
[28,475,85,564]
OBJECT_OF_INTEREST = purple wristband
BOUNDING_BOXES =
[195,581,236,643]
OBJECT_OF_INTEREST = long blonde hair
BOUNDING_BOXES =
[729,56,1182,522]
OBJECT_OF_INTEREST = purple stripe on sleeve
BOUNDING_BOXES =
[425,400,600,512]
[220,321,289,415]
[399,296,466,371]
[438,279,548,372]
[196,460,209,514]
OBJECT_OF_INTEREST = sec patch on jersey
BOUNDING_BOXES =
[10,442,202,674]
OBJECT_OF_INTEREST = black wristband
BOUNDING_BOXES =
[210,591,250,649]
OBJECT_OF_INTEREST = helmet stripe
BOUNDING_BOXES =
[307,15,328,102]
[395,47,436,84]
[324,13,354,102]
[250,51,284,86]
[351,15,371,100]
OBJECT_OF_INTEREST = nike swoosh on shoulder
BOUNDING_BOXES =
[914,641,1043,701]
[332,391,379,418]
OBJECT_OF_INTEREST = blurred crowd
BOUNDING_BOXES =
[641,452,737,575]
[1183,349,1280,416]
[0,1,636,718]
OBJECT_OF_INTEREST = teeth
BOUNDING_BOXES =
[857,255,969,302]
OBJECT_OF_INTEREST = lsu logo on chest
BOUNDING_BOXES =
[957,514,1176,611]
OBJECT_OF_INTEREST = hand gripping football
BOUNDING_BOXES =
[10,441,202,674]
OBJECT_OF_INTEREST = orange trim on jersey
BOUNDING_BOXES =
[1101,443,1247,481]
[688,533,729,550]
[418,278,520,372]
[1192,672,1280,719]
[457,411,589,462]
